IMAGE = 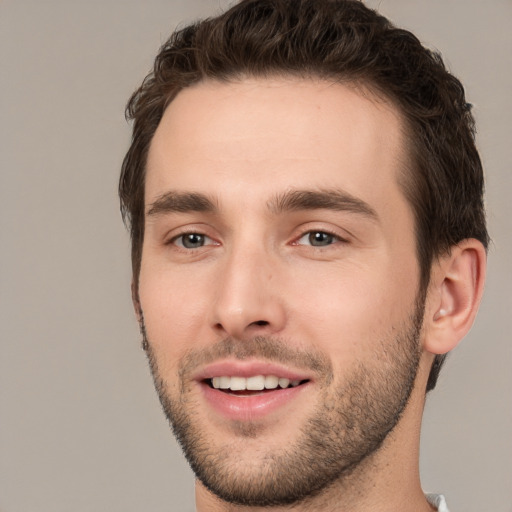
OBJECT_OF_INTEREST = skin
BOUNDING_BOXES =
[137,77,486,511]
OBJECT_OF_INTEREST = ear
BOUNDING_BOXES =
[422,239,486,355]
[131,280,143,324]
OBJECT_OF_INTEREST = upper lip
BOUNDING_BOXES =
[192,359,314,382]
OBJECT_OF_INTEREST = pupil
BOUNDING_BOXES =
[183,233,204,248]
[309,231,333,246]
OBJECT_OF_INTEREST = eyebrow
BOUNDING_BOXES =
[268,189,378,220]
[146,188,378,221]
[147,191,218,216]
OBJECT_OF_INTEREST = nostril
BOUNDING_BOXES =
[252,320,269,327]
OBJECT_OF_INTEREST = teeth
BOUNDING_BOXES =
[219,376,231,389]
[230,376,246,391]
[247,375,265,390]
[264,375,279,389]
[278,377,290,388]
[211,375,303,391]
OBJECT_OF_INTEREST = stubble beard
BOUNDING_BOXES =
[141,300,424,508]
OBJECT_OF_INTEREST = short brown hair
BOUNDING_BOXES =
[119,0,489,391]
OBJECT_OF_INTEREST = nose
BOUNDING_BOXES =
[210,245,287,340]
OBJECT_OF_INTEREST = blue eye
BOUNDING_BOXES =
[298,231,338,247]
[175,233,208,249]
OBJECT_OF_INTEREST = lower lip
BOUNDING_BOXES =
[199,382,310,421]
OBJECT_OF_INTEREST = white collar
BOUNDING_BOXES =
[425,493,450,512]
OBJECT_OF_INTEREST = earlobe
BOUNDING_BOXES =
[423,239,486,355]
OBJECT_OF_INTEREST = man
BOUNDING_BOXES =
[119,1,488,510]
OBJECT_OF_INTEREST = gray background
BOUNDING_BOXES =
[1,1,511,511]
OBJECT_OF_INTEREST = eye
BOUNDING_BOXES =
[173,233,213,249]
[296,231,339,247]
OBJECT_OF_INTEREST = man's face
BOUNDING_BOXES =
[139,78,424,506]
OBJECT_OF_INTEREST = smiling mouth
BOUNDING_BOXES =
[205,375,310,395]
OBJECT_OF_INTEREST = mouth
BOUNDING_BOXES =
[205,375,310,395]
[194,362,313,420]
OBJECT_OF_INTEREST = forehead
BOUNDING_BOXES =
[146,77,409,216]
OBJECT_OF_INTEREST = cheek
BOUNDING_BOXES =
[138,265,212,355]
[286,258,418,360]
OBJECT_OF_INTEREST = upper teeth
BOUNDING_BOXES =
[211,375,301,391]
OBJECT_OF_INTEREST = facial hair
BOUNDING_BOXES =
[141,300,424,508]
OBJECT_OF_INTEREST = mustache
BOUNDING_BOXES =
[178,336,333,382]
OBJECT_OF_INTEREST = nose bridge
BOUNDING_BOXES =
[211,236,285,338]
